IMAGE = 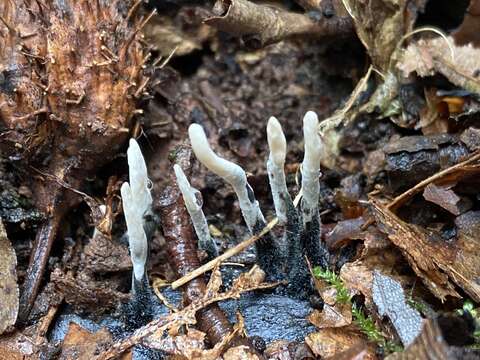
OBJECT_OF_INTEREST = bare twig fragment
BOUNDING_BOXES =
[205,0,353,48]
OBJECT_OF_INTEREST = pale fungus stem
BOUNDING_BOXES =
[174,164,219,258]
[121,139,152,290]
[266,116,290,224]
[300,111,323,224]
[188,124,265,232]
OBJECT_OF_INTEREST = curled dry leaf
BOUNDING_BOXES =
[0,218,18,335]
[308,302,353,329]
[342,0,427,71]
[398,36,480,94]
[306,328,376,360]
[371,199,480,302]
[59,323,113,360]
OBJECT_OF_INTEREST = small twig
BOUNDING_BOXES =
[0,15,15,33]
[14,107,48,121]
[126,0,142,22]
[158,46,178,69]
[171,193,301,289]
[65,92,85,105]
[96,278,277,360]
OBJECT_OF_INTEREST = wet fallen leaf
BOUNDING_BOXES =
[372,271,423,346]
[372,199,480,302]
[340,229,402,304]
[0,218,18,335]
[308,302,353,329]
[306,328,375,360]
[59,323,113,360]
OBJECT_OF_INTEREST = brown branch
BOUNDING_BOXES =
[204,0,353,48]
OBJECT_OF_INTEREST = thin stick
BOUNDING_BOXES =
[171,193,301,289]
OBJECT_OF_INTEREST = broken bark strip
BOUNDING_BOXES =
[157,146,260,353]
[205,0,353,48]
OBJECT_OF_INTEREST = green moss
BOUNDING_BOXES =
[313,266,403,354]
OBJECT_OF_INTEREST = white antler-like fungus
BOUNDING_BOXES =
[188,124,265,232]
[266,116,290,224]
[174,164,218,257]
[301,111,323,223]
[121,139,152,286]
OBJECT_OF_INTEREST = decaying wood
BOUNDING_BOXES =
[0,0,150,322]
[205,0,353,48]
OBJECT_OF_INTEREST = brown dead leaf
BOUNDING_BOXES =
[330,341,378,360]
[371,199,480,302]
[0,330,39,360]
[223,345,261,360]
[59,323,112,360]
[306,328,376,360]
[398,36,480,94]
[0,218,18,335]
[343,0,427,71]
[206,265,223,298]
[340,229,402,304]
[422,183,471,215]
[308,302,353,329]
[143,327,206,357]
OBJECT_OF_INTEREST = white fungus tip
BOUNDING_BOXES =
[303,111,322,170]
[122,139,152,285]
[301,111,322,222]
[174,164,199,211]
[189,123,264,232]
[303,111,319,130]
[267,116,287,167]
